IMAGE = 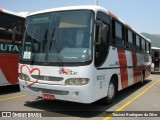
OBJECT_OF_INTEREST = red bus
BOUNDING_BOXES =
[0,8,25,86]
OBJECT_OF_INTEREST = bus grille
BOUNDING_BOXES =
[31,75,63,81]
[29,87,69,95]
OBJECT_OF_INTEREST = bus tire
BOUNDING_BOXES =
[100,78,117,105]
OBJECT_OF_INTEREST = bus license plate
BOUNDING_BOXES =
[42,94,55,100]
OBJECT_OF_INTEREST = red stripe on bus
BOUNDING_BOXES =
[117,48,128,89]
[132,52,138,83]
[126,23,132,29]
[0,38,12,43]
[109,11,118,20]
[132,52,141,83]
[0,54,19,84]
[0,38,21,43]
[0,9,3,12]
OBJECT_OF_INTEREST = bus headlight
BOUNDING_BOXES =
[65,78,90,86]
[19,73,30,81]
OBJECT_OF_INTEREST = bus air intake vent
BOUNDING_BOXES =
[31,75,64,81]
[29,87,69,95]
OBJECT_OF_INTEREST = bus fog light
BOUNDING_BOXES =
[65,78,90,86]
[75,91,79,96]
[22,85,25,89]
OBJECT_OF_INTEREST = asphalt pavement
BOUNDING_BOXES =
[0,74,160,120]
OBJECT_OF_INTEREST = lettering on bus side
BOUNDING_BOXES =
[97,75,105,80]
[97,75,105,89]
[0,41,19,54]
[0,41,30,54]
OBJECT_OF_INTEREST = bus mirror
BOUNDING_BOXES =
[12,27,16,42]
[95,20,102,45]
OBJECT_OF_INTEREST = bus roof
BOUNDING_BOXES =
[0,8,28,18]
[27,5,150,42]
[28,5,109,16]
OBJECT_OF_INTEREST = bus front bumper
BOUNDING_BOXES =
[19,80,96,104]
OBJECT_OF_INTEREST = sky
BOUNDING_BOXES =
[0,0,159,34]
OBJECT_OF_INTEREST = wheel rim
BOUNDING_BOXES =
[108,83,115,100]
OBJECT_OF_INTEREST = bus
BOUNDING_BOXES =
[151,47,160,72]
[18,5,151,104]
[0,8,25,86]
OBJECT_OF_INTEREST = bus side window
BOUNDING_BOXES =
[12,26,16,41]
[141,38,145,53]
[126,29,134,51]
[135,35,141,52]
[112,20,125,47]
[95,21,110,67]
[95,11,110,67]
[149,43,151,54]
[13,21,24,42]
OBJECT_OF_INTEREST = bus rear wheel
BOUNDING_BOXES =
[100,79,117,105]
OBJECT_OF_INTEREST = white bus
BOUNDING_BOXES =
[151,47,160,72]
[0,8,25,86]
[19,6,151,104]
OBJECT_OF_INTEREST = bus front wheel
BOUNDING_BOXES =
[100,79,117,105]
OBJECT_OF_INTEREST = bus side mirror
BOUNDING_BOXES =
[95,20,103,45]
[12,27,16,42]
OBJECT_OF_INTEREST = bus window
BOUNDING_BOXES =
[0,13,24,42]
[126,29,134,50]
[141,38,145,53]
[135,35,141,51]
[115,22,122,39]
[146,42,149,53]
[128,30,133,44]
[95,20,110,67]
[112,20,124,47]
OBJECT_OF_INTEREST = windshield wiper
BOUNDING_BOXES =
[42,29,48,53]
[30,27,38,64]
[30,28,48,64]
[49,27,63,66]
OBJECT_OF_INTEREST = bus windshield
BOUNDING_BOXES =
[21,10,94,65]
